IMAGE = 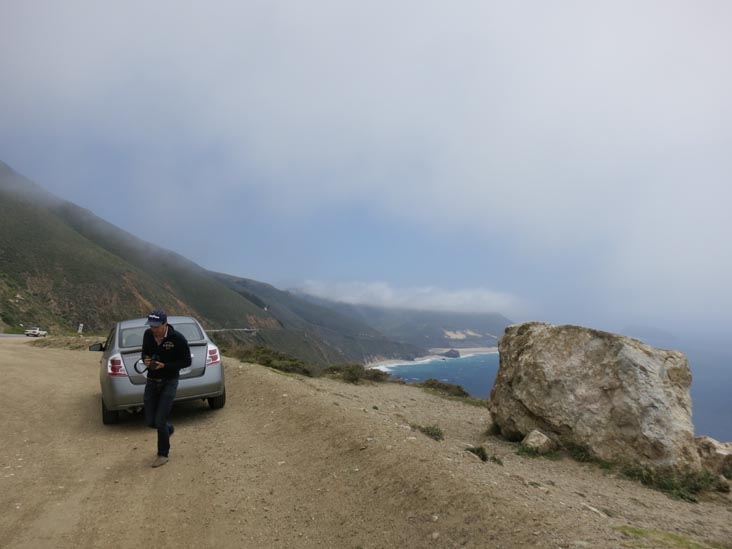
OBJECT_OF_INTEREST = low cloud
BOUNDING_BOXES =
[297,280,524,317]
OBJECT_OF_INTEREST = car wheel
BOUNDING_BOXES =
[208,389,226,410]
[102,398,119,425]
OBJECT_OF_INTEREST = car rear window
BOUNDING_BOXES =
[120,327,146,348]
[174,322,204,342]
[119,322,204,348]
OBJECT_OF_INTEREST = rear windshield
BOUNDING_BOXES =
[119,322,204,349]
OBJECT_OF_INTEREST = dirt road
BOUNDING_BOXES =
[1,338,730,548]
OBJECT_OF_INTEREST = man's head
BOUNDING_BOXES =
[146,309,168,337]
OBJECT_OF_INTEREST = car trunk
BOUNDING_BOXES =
[123,342,209,385]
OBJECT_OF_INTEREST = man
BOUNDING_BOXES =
[142,309,191,468]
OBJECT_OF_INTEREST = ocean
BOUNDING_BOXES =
[380,344,731,442]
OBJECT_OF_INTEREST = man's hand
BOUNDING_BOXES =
[144,357,164,370]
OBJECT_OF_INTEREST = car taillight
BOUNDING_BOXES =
[107,355,128,377]
[206,346,221,366]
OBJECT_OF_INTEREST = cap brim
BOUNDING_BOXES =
[146,320,164,326]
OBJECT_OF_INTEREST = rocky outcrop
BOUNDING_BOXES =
[696,436,732,478]
[441,349,461,358]
[488,322,701,471]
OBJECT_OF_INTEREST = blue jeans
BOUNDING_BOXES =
[144,378,178,457]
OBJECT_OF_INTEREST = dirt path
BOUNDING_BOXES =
[1,338,730,548]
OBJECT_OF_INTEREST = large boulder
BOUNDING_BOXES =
[488,322,701,470]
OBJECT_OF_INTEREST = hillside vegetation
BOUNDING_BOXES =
[0,161,270,333]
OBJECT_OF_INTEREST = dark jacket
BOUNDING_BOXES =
[142,324,192,380]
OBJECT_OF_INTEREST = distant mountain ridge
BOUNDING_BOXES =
[0,160,509,365]
[294,294,512,350]
[212,274,425,364]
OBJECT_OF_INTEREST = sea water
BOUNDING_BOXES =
[381,345,731,442]
[380,352,500,399]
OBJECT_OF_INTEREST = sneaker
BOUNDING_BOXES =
[151,455,169,468]
[168,424,175,437]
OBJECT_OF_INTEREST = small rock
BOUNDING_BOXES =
[521,430,557,454]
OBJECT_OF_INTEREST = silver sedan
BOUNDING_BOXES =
[89,316,226,424]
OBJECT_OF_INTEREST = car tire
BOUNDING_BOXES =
[101,398,119,425]
[208,389,226,410]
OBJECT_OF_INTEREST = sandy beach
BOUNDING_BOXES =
[429,347,498,355]
[366,347,498,370]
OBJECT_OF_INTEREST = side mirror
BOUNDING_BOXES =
[89,343,104,352]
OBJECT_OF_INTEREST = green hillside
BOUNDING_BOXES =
[0,161,272,334]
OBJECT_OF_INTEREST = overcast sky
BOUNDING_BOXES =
[2,1,731,336]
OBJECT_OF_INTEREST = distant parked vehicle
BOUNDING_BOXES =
[89,316,226,425]
[24,327,48,337]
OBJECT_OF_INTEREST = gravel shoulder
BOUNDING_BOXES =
[1,338,730,548]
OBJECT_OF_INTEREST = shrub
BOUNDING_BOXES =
[516,445,540,458]
[230,345,317,377]
[270,359,315,377]
[566,443,596,463]
[362,368,391,382]
[466,445,503,465]
[466,446,489,461]
[489,455,504,466]
[342,364,365,383]
[324,364,392,384]
[485,423,501,437]
[412,424,444,441]
[621,465,721,502]
[420,378,470,397]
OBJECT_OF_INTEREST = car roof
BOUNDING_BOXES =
[117,316,200,329]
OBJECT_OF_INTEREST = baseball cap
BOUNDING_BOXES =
[146,309,167,326]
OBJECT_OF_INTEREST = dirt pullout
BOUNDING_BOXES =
[1,337,730,548]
